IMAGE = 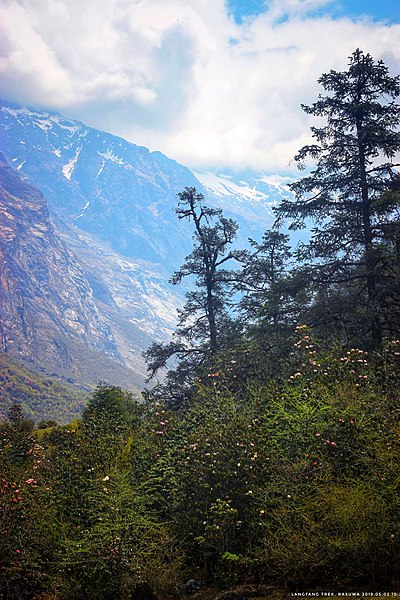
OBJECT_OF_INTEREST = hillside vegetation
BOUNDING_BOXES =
[0,351,88,424]
[1,342,400,598]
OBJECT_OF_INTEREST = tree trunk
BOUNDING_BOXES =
[356,115,382,347]
[206,273,218,355]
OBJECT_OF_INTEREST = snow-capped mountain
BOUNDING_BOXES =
[195,169,294,235]
[195,170,292,210]
[0,103,296,256]
[0,100,297,391]
[0,102,199,268]
[193,169,298,250]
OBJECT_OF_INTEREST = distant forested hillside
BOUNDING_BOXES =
[0,351,88,424]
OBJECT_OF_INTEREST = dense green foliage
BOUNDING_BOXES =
[1,343,400,598]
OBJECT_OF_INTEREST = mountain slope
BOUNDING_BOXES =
[0,152,144,391]
[194,169,295,246]
[194,170,292,217]
[0,102,296,264]
[0,102,200,269]
[0,350,88,424]
[59,224,183,375]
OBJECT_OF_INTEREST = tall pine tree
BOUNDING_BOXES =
[276,49,400,347]
[144,187,241,405]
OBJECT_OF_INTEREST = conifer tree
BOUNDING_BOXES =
[238,231,293,326]
[275,49,400,347]
[232,230,309,384]
[144,187,241,405]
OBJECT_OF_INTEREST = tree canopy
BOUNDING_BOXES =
[275,48,400,347]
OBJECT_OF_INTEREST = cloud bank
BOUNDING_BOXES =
[1,0,399,171]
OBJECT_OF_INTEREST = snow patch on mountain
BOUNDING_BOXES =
[2,106,36,120]
[194,171,266,203]
[75,201,91,221]
[35,118,54,132]
[194,170,293,206]
[192,170,297,233]
[55,120,82,134]
[260,174,293,192]
[98,148,125,165]
[2,106,83,136]
[62,147,81,180]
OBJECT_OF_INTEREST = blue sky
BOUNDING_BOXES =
[1,0,399,172]
[228,0,400,24]
[332,0,399,22]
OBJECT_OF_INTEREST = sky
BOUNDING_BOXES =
[1,0,399,173]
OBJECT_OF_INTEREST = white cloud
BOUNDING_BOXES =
[262,0,334,22]
[0,0,399,172]
[0,1,76,105]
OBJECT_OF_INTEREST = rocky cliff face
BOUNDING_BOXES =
[0,153,144,390]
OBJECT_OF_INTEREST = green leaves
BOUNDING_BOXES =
[2,346,400,595]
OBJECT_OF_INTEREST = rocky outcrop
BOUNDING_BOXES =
[0,152,143,390]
